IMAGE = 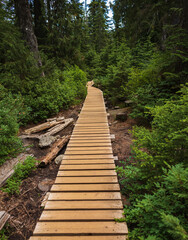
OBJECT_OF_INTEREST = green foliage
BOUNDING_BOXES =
[0,4,87,163]
[0,85,31,164]
[123,164,188,240]
[1,156,37,195]
[117,85,188,239]
[88,0,109,52]
[131,85,188,183]
[22,66,87,121]
[95,41,132,105]
[0,227,8,240]
[114,217,126,222]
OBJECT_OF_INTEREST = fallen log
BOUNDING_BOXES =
[19,134,40,140]
[0,211,10,230]
[39,135,70,167]
[46,116,65,122]
[0,153,34,187]
[45,118,74,136]
[24,119,65,135]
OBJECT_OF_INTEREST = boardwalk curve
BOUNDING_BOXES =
[30,84,128,239]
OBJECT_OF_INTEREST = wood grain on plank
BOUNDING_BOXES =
[33,221,128,235]
[65,150,113,155]
[51,184,120,192]
[63,155,114,159]
[67,143,112,147]
[57,170,117,177]
[39,210,124,221]
[55,176,118,184]
[59,164,115,170]
[61,159,114,164]
[45,200,123,210]
[66,147,112,151]
[30,235,128,240]
[48,192,121,200]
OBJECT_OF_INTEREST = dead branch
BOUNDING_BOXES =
[24,119,65,135]
[39,135,70,167]
[44,118,74,136]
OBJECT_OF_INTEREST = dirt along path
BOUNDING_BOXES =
[109,108,137,165]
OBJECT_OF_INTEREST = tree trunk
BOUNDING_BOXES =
[14,0,43,67]
[182,0,188,32]
[34,0,47,44]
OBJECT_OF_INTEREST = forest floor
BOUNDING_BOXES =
[0,104,136,240]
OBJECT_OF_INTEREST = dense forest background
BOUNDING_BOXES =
[0,0,188,239]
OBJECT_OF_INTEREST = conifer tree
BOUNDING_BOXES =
[88,0,108,52]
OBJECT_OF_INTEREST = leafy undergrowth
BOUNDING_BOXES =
[1,156,37,195]
[116,84,188,239]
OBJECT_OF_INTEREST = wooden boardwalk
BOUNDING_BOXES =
[30,84,128,240]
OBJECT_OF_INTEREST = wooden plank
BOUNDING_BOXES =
[77,121,108,123]
[71,134,110,137]
[70,137,111,141]
[48,192,121,200]
[57,170,117,177]
[62,159,114,164]
[39,210,124,221]
[68,140,111,143]
[78,118,107,120]
[64,150,113,155]
[44,200,123,210]
[81,110,106,112]
[72,133,109,136]
[55,176,118,184]
[73,126,109,129]
[68,143,111,146]
[30,235,127,240]
[63,155,114,159]
[33,222,128,235]
[66,147,112,151]
[75,124,108,127]
[70,137,110,141]
[79,115,107,118]
[51,184,120,192]
[59,164,115,170]
[73,130,109,133]
[68,143,112,147]
[79,112,107,114]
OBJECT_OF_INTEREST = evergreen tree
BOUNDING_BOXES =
[88,0,108,52]
[112,0,187,47]
[45,0,85,67]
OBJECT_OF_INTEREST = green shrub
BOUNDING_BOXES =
[22,65,87,121]
[0,227,8,240]
[117,85,188,240]
[1,156,37,195]
[0,86,27,165]
[130,84,188,184]
[128,83,167,120]
[123,164,188,240]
